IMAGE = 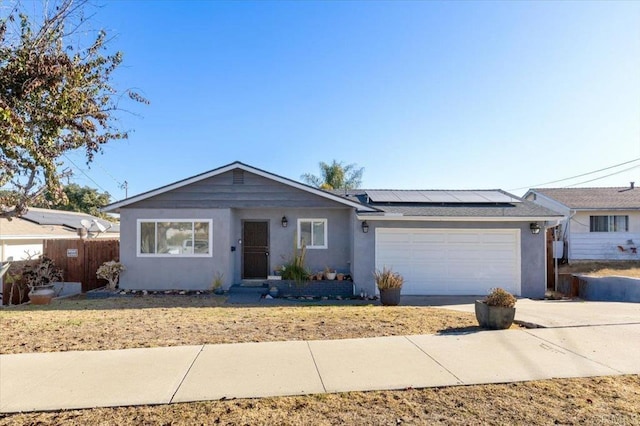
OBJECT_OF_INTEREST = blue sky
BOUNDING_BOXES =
[57,1,640,200]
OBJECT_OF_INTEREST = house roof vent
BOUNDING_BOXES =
[233,169,244,184]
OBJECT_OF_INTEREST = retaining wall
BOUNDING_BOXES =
[577,276,640,303]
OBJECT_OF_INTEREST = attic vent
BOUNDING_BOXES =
[233,169,244,184]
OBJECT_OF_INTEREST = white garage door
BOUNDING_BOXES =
[375,228,521,296]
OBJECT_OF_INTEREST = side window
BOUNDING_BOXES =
[297,219,328,249]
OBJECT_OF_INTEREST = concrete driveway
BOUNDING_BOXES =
[431,297,640,328]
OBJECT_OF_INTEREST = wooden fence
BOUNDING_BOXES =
[44,239,120,292]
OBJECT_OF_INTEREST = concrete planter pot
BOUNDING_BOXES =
[474,300,515,330]
[379,288,401,306]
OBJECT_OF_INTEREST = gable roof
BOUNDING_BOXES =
[527,187,640,210]
[103,161,376,213]
[331,189,561,221]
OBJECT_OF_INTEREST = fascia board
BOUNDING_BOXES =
[356,215,563,222]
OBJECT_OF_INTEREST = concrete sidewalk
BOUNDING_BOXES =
[2,323,639,413]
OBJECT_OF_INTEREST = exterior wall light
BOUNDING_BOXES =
[362,221,369,233]
[281,216,288,228]
[530,222,541,235]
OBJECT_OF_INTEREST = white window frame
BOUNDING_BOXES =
[137,219,213,257]
[589,215,629,233]
[297,218,328,249]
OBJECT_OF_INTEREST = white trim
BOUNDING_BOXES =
[136,219,213,258]
[297,218,328,249]
[105,162,375,212]
[357,215,562,222]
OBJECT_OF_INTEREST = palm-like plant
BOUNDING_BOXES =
[301,160,364,190]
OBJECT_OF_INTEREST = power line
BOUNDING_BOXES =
[565,164,640,187]
[509,157,640,191]
[62,154,111,195]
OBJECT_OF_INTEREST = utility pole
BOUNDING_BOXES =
[120,181,128,199]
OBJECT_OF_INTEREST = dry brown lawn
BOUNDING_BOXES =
[0,296,477,354]
[560,260,640,278]
[1,296,638,425]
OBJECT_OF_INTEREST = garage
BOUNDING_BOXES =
[375,228,521,296]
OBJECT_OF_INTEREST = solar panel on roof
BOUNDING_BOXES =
[364,190,520,204]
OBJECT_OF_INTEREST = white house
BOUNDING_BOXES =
[525,185,640,261]
[0,208,119,261]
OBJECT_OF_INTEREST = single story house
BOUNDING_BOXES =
[103,162,561,298]
[524,185,640,261]
[0,208,119,261]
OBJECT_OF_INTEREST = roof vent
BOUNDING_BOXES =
[233,169,244,184]
[631,182,635,190]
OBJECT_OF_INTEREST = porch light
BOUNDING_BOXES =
[530,222,541,235]
[362,221,369,233]
[281,216,288,228]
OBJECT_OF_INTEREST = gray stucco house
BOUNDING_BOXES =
[104,162,561,298]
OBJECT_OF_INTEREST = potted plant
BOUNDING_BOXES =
[324,267,336,281]
[23,257,63,305]
[374,266,404,306]
[475,287,517,330]
[336,273,345,281]
[97,260,126,290]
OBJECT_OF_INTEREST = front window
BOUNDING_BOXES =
[138,220,212,256]
[297,219,327,249]
[589,215,629,232]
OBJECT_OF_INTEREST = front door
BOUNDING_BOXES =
[242,221,269,279]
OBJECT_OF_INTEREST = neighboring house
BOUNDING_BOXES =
[0,208,119,261]
[524,186,640,261]
[103,162,561,298]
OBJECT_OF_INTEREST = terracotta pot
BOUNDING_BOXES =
[29,287,55,305]
[379,288,401,306]
[474,300,515,329]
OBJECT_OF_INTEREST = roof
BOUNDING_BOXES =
[0,218,77,240]
[0,208,119,240]
[22,208,119,233]
[528,187,640,210]
[330,189,561,221]
[103,161,376,213]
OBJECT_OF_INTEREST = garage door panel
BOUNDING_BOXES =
[376,228,521,296]
[446,233,481,244]
[411,233,447,243]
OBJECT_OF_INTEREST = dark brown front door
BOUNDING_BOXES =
[243,221,269,279]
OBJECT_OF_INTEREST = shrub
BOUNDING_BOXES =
[281,238,310,285]
[23,257,63,289]
[485,287,516,308]
[97,261,125,290]
[373,266,404,290]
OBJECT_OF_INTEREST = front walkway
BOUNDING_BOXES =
[2,321,639,413]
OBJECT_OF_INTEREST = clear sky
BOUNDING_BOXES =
[57,1,640,201]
